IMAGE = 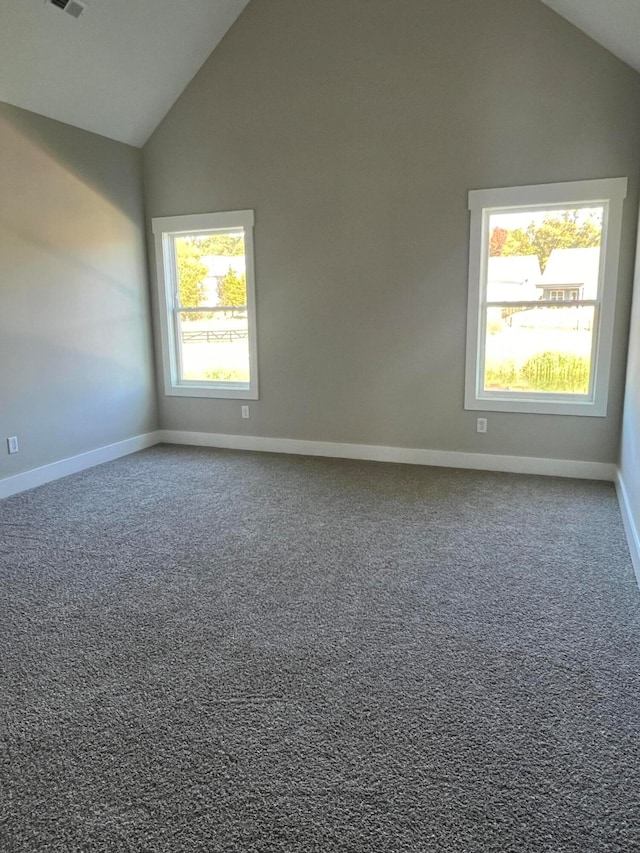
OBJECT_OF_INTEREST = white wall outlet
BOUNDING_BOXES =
[241,405,250,419]
[7,436,19,454]
[476,418,488,434]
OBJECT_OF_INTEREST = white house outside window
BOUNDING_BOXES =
[152,210,258,399]
[464,178,627,417]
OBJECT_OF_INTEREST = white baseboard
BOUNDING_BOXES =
[0,431,162,500]
[158,429,615,481]
[0,428,616,503]
[3,429,632,590]
[615,470,640,589]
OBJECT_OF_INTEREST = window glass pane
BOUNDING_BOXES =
[174,235,210,309]
[486,207,603,303]
[174,228,250,386]
[484,304,595,394]
[177,310,250,385]
[174,230,246,310]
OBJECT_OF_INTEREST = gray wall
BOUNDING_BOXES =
[143,0,640,463]
[620,216,640,538]
[0,103,157,479]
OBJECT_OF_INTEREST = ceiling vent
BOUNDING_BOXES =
[48,0,86,19]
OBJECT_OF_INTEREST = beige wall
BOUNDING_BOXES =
[620,217,640,539]
[143,0,640,463]
[0,103,157,479]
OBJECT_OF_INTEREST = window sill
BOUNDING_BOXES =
[464,393,605,417]
[165,383,259,400]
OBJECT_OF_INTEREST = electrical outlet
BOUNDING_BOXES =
[7,436,19,454]
[241,405,249,419]
[476,418,487,434]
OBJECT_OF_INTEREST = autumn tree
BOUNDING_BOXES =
[217,267,247,307]
[489,226,508,256]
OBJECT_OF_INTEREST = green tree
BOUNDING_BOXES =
[497,212,601,271]
[501,228,537,259]
[176,238,207,316]
[217,267,247,307]
[199,234,245,257]
[528,215,600,271]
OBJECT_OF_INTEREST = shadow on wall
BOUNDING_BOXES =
[2,326,150,449]
[0,102,144,220]
[0,105,157,474]
[0,110,146,298]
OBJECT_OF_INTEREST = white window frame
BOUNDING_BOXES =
[152,210,258,400]
[465,178,627,417]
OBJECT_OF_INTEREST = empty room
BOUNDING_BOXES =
[1,0,639,850]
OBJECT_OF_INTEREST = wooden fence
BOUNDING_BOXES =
[182,329,248,343]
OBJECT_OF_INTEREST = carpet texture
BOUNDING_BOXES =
[0,445,639,852]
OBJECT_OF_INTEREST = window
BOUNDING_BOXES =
[465,178,627,416]
[152,210,258,399]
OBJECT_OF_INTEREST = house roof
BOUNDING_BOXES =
[487,256,542,285]
[537,247,600,298]
[203,256,246,277]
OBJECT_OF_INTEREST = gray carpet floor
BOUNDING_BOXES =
[1,444,639,852]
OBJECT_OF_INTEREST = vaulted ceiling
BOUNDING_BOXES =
[0,0,249,147]
[540,0,640,76]
[0,0,638,149]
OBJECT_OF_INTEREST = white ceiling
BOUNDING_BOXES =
[0,0,250,147]
[1,1,639,149]
[540,0,640,75]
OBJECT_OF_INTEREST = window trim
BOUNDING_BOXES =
[464,178,627,417]
[152,210,259,400]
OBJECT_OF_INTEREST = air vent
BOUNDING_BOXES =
[48,0,86,18]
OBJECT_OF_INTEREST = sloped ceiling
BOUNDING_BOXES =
[0,1,639,148]
[0,0,250,147]
[540,0,640,74]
